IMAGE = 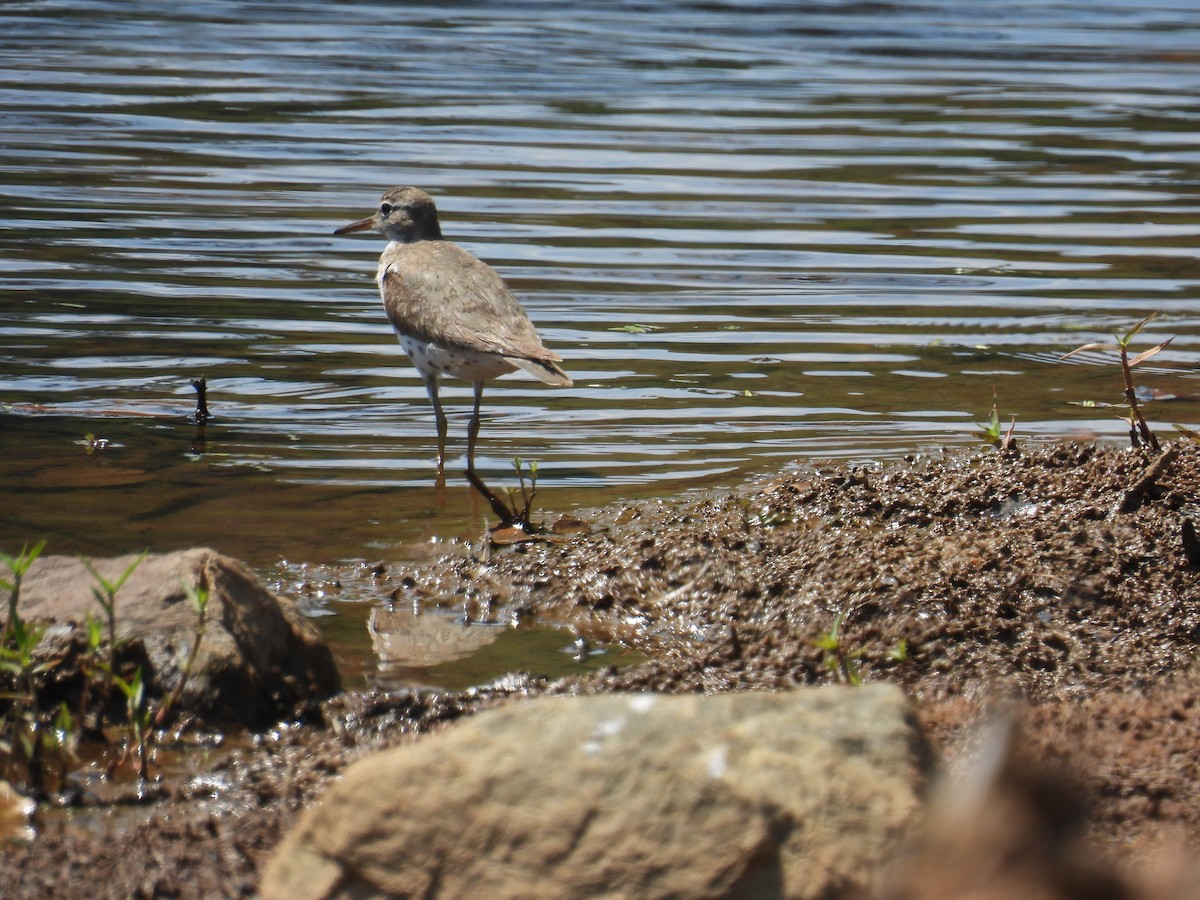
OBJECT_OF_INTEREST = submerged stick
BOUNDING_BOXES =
[190,376,210,425]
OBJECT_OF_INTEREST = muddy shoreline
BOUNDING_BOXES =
[7,439,1200,897]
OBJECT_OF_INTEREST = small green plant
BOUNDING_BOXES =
[79,433,118,454]
[608,323,665,334]
[154,578,209,728]
[1061,313,1172,453]
[44,702,79,788]
[813,611,863,686]
[0,542,51,790]
[0,614,53,790]
[1,547,214,790]
[973,389,1017,452]
[83,551,147,678]
[110,665,151,780]
[1,541,45,646]
[70,611,106,721]
[466,457,545,535]
[505,457,539,527]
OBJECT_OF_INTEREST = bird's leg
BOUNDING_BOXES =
[467,380,484,471]
[422,373,448,471]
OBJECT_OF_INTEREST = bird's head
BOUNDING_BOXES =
[334,186,443,243]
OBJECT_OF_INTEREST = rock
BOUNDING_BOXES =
[0,780,36,843]
[19,548,340,728]
[879,717,1193,900]
[261,684,931,900]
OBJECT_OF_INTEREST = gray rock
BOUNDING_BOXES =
[262,684,931,900]
[19,547,340,727]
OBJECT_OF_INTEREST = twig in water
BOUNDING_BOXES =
[1061,313,1171,453]
[190,376,210,426]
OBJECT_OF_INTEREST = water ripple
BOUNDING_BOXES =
[2,1,1199,560]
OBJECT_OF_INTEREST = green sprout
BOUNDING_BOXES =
[83,551,147,679]
[465,457,546,537]
[813,611,863,686]
[973,389,1017,452]
[155,578,210,728]
[1061,313,1172,453]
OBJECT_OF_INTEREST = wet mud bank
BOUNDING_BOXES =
[7,440,1200,897]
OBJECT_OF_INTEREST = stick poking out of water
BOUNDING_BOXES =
[190,376,210,425]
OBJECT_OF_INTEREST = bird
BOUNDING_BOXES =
[334,186,571,472]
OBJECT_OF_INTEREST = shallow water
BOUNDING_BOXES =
[3,3,1200,573]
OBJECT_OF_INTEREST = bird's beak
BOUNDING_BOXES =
[334,215,376,236]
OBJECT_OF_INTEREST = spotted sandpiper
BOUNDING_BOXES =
[334,186,571,472]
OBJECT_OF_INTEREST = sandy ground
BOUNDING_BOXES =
[6,440,1200,897]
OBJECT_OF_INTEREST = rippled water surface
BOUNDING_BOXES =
[4,1,1200,572]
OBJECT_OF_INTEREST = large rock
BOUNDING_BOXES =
[262,684,931,900]
[19,548,340,727]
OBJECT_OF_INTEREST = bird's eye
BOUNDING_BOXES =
[379,202,393,217]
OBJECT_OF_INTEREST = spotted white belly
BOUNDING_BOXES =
[396,333,517,382]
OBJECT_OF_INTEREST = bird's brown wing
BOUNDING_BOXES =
[378,241,565,371]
